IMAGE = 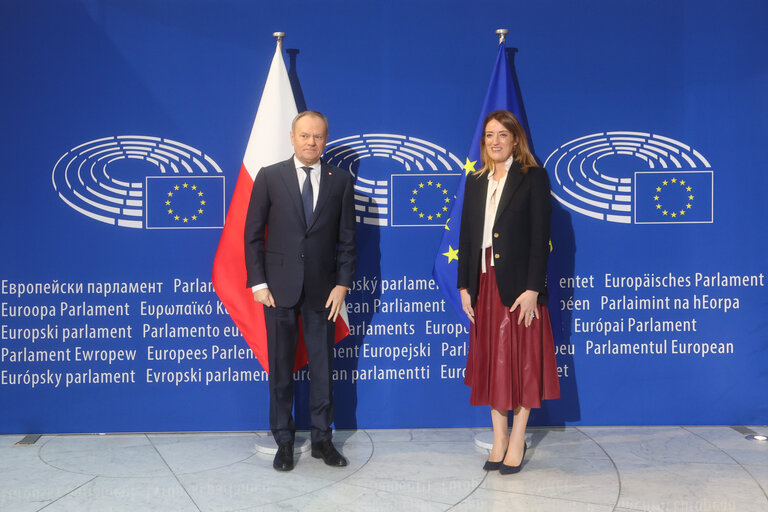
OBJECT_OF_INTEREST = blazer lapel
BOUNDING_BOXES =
[495,161,524,222]
[278,158,307,226]
[467,173,488,246]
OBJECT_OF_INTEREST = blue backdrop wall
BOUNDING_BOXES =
[1,0,767,433]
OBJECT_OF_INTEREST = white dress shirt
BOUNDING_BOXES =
[480,155,514,272]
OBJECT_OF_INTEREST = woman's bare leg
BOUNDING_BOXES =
[503,406,530,465]
[489,408,510,462]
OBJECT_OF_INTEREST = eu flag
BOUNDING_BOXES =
[432,43,535,324]
[634,171,713,224]
[390,174,461,227]
[146,176,225,229]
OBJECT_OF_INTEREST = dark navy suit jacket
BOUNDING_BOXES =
[244,157,356,309]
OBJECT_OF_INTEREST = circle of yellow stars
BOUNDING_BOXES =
[653,177,694,218]
[166,182,206,223]
[411,179,451,222]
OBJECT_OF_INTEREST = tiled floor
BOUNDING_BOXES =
[1,426,767,511]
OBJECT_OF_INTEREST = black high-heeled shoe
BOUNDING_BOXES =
[484,441,510,471]
[499,443,527,475]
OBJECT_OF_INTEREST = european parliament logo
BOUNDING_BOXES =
[544,132,714,225]
[52,135,225,229]
[324,134,463,228]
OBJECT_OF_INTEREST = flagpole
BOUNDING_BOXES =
[496,28,508,45]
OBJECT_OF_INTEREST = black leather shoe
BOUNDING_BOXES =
[273,443,294,471]
[499,443,527,475]
[311,440,347,467]
[483,459,502,471]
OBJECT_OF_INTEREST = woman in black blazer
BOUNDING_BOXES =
[458,110,560,474]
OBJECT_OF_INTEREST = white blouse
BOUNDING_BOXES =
[480,156,514,272]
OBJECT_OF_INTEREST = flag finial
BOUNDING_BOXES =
[273,32,285,47]
[495,29,509,45]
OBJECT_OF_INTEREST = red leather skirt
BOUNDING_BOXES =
[465,249,561,410]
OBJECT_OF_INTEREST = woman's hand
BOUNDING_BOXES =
[510,290,539,327]
[460,288,475,324]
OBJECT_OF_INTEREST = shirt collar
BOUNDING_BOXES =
[293,155,320,172]
[487,155,514,180]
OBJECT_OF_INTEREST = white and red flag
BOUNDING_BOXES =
[212,37,349,372]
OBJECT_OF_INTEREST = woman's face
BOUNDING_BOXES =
[484,119,516,165]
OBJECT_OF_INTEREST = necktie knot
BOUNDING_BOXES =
[301,166,313,176]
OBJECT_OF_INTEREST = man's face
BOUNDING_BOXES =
[290,115,328,166]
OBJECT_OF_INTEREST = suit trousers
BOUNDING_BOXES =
[264,296,336,445]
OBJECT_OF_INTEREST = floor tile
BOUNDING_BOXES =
[243,482,447,511]
[0,439,92,512]
[180,440,373,511]
[0,447,93,512]
[686,426,768,466]
[481,448,618,506]
[615,459,767,511]
[582,427,733,465]
[529,428,610,459]
[364,429,417,443]
[343,440,486,504]
[744,462,768,491]
[39,475,199,512]
[453,487,615,511]
[584,427,768,511]
[38,434,172,478]
[148,433,260,474]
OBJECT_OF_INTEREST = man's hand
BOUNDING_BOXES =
[325,285,348,321]
[253,288,275,308]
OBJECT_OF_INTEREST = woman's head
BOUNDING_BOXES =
[478,110,537,173]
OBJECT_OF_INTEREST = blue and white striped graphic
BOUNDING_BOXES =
[52,136,224,229]
[324,134,463,227]
[544,131,713,224]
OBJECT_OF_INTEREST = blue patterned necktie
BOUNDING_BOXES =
[300,166,314,225]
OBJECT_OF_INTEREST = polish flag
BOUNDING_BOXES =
[212,37,349,373]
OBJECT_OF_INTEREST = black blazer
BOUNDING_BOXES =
[457,161,552,306]
[244,157,356,309]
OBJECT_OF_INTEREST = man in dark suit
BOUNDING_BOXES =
[244,110,356,471]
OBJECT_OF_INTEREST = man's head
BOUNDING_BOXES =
[290,111,329,166]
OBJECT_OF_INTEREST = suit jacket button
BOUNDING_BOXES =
[493,232,500,239]
[494,253,500,259]
[299,253,304,259]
